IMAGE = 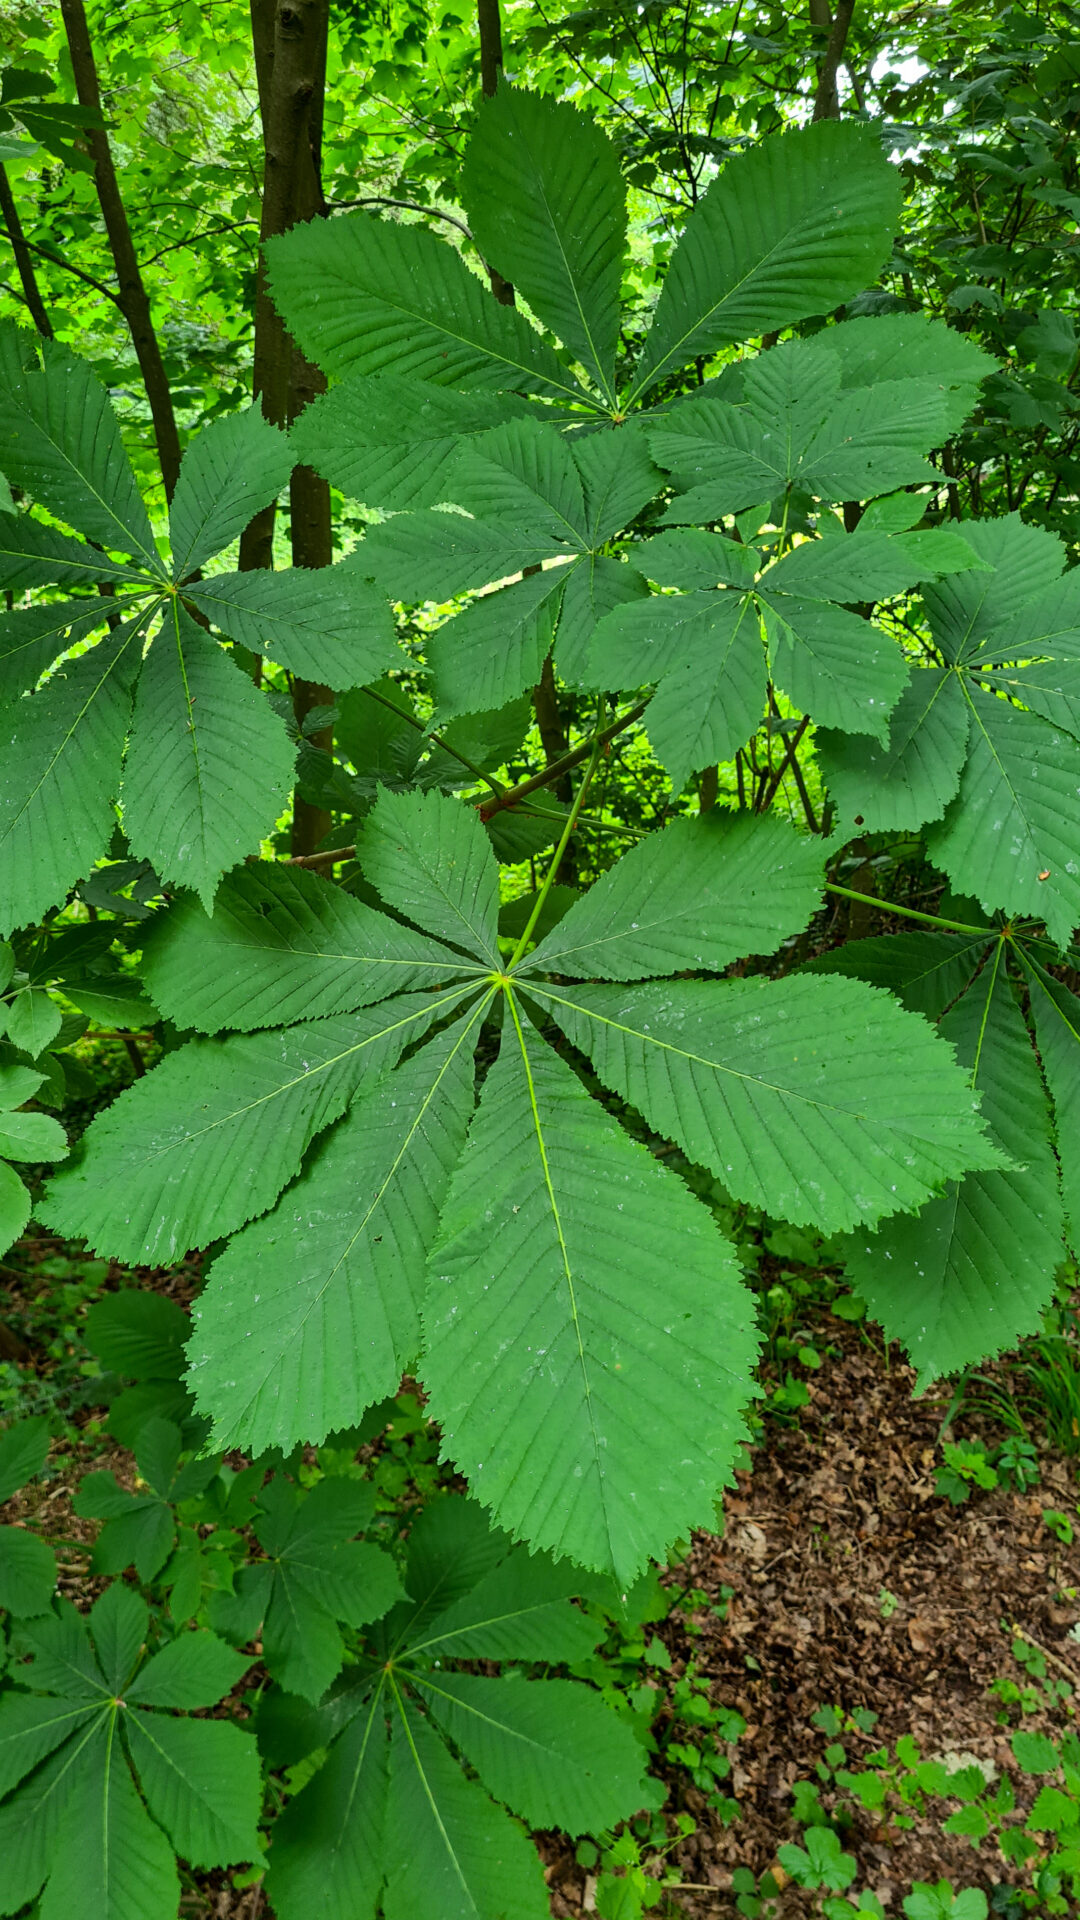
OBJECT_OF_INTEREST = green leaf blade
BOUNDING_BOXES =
[423,1008,759,1583]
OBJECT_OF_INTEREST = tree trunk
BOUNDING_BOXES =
[242,0,335,854]
[58,0,182,499]
[810,0,857,123]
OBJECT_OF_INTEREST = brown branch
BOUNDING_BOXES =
[476,0,514,305]
[0,167,54,336]
[0,221,122,305]
[478,700,649,820]
[59,0,183,498]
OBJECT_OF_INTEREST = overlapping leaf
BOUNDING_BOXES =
[360,416,657,717]
[0,1416,55,1618]
[819,516,1080,947]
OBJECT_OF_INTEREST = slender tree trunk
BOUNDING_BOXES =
[58,0,182,499]
[476,0,514,305]
[810,0,857,122]
[242,0,335,853]
[0,166,54,337]
[475,0,572,873]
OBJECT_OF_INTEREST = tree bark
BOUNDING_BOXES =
[242,0,335,853]
[810,0,857,122]
[58,0,182,499]
[0,165,54,337]
[476,0,514,304]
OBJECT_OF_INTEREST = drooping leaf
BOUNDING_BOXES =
[168,408,293,580]
[450,416,587,546]
[805,929,989,1021]
[631,123,901,402]
[760,591,909,738]
[816,668,970,831]
[461,84,626,400]
[290,373,530,511]
[0,614,145,937]
[360,508,552,602]
[0,1528,57,1617]
[0,338,159,568]
[533,973,1003,1236]
[587,587,766,784]
[423,1003,759,1584]
[1022,955,1080,1246]
[122,604,296,909]
[926,689,1080,949]
[265,211,580,402]
[428,564,570,717]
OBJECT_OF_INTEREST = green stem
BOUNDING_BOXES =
[825,884,997,938]
[358,683,505,796]
[507,732,604,968]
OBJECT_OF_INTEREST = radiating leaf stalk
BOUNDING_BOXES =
[386,1668,473,1893]
[824,885,999,939]
[506,726,604,968]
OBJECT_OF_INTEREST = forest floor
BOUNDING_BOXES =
[3,1238,1078,1919]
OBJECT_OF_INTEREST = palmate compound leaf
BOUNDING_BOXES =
[842,946,1066,1381]
[0,1583,260,1920]
[40,983,478,1263]
[422,994,762,1586]
[461,84,626,403]
[629,120,901,404]
[0,611,147,937]
[121,601,296,910]
[266,1497,647,1920]
[51,794,1006,1581]
[647,321,981,523]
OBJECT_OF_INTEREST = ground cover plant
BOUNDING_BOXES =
[1,0,1079,1913]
